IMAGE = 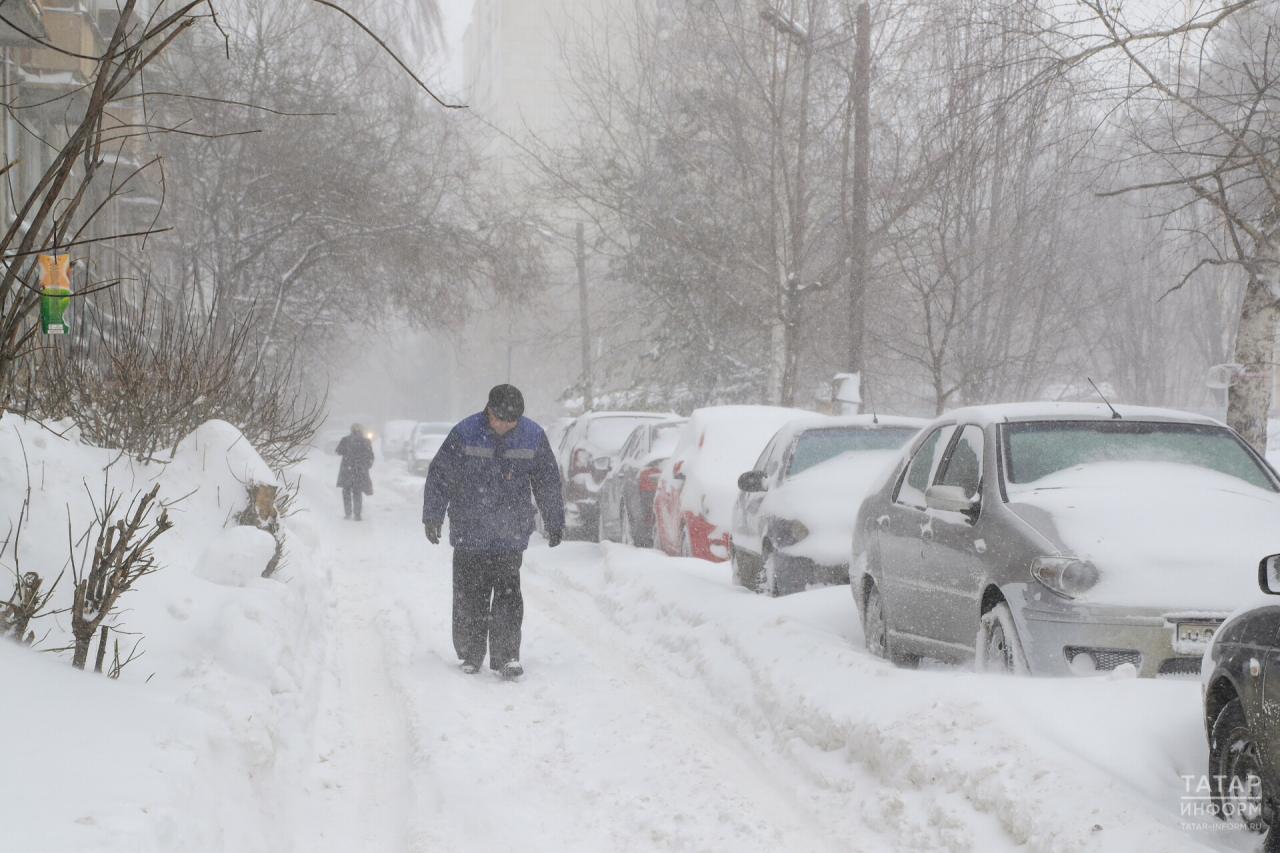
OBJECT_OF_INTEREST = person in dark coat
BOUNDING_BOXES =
[336,423,375,521]
[422,385,565,679]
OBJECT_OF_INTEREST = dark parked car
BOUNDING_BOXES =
[598,417,687,547]
[558,411,675,541]
[1202,555,1280,845]
[852,403,1280,675]
[731,416,925,596]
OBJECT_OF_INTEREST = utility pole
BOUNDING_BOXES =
[576,222,593,412]
[847,2,870,377]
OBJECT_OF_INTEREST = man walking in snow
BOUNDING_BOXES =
[336,423,375,521]
[422,384,564,679]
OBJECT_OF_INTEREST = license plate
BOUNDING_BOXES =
[1177,622,1220,645]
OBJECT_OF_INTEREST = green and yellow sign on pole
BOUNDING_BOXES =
[38,253,71,335]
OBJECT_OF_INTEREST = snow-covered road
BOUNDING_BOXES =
[289,461,1255,853]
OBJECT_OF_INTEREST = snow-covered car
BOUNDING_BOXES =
[546,416,576,463]
[381,419,418,461]
[559,411,676,541]
[597,417,687,547]
[407,421,454,476]
[731,416,926,596]
[653,405,813,562]
[852,402,1280,676]
[1201,560,1280,841]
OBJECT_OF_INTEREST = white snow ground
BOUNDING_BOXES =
[3,427,1271,852]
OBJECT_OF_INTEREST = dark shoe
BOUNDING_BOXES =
[499,661,523,680]
[460,662,480,675]
[344,513,352,520]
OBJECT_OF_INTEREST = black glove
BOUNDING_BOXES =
[548,529,562,548]
[424,519,442,545]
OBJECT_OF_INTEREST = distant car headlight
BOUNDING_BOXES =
[1031,556,1100,599]
[790,520,810,542]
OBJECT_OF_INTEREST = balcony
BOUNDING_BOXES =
[22,2,102,87]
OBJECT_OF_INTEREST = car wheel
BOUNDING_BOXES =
[679,525,693,558]
[863,583,918,668]
[763,545,779,597]
[597,503,610,543]
[977,601,1029,675]
[620,505,634,546]
[730,545,753,590]
[864,584,890,660]
[1211,698,1272,833]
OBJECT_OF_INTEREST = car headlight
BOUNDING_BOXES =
[1031,556,1099,599]
[790,520,810,542]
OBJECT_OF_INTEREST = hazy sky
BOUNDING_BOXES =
[436,0,476,91]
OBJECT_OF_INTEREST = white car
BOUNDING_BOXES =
[407,421,454,476]
[731,415,927,595]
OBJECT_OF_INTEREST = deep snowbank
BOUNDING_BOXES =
[0,416,328,852]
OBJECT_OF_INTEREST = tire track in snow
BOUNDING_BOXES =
[521,560,862,853]
[526,543,1213,853]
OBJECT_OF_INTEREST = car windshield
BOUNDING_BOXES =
[788,427,919,477]
[586,416,666,452]
[1003,421,1276,490]
[414,434,446,454]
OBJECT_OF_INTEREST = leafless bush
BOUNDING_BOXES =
[7,289,325,470]
[69,484,173,671]
[1,571,57,646]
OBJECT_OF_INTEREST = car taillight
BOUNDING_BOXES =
[572,448,591,475]
[638,466,662,490]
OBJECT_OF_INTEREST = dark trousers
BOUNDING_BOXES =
[342,488,362,519]
[453,550,523,669]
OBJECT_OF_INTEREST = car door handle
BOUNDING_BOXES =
[877,515,890,531]
[921,528,933,541]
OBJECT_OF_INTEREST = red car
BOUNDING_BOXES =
[653,405,814,561]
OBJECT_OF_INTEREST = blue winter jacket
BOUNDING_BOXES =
[422,413,565,554]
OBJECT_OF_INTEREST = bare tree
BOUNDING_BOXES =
[1046,0,1280,448]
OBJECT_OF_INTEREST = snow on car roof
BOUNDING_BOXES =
[769,413,930,446]
[936,402,1223,428]
[668,405,815,528]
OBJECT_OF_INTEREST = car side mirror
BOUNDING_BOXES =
[925,484,976,514]
[737,470,767,493]
[1259,555,1280,595]
[592,457,611,472]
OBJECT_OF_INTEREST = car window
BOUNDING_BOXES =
[753,436,779,474]
[1241,608,1280,647]
[1003,421,1276,491]
[896,426,956,509]
[937,425,983,499]
[618,430,640,462]
[650,422,684,459]
[786,426,920,477]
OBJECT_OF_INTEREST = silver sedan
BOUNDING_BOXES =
[851,403,1280,677]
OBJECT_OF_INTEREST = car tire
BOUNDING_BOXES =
[863,582,918,668]
[863,583,890,660]
[976,601,1029,675]
[1210,698,1271,833]
[763,545,779,597]
[730,545,754,590]
[597,503,610,543]
[620,505,635,547]
[679,525,693,558]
